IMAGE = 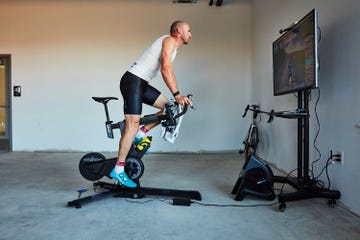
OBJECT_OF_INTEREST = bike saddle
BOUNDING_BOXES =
[92,97,118,104]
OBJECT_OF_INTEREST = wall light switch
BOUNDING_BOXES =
[14,86,21,97]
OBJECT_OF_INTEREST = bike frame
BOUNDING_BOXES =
[92,96,191,139]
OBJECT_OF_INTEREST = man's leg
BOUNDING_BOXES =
[118,114,141,162]
[141,93,168,132]
[109,114,139,188]
[112,71,148,187]
[111,95,166,187]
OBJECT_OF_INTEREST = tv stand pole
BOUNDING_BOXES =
[277,90,341,211]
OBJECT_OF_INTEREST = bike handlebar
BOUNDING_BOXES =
[242,104,261,117]
[242,104,273,123]
[174,94,195,118]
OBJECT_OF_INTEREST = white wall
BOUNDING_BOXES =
[0,0,252,152]
[252,0,360,214]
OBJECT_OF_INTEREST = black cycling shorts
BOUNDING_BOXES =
[120,71,161,115]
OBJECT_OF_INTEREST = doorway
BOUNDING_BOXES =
[0,55,11,152]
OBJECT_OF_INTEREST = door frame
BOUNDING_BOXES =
[0,54,12,152]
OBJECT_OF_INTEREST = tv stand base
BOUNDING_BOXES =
[275,177,341,211]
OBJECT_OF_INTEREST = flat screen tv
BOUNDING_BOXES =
[273,9,318,96]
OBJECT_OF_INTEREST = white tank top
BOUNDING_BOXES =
[128,35,177,82]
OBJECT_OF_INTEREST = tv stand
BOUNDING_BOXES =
[275,90,340,211]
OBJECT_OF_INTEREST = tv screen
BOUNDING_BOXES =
[273,9,318,96]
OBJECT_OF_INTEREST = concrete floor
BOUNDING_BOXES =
[0,151,359,240]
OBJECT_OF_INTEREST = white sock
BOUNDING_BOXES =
[114,162,125,174]
[135,126,148,139]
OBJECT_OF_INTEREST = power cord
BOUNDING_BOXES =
[190,200,278,208]
[276,165,330,197]
[277,168,298,196]
[122,196,278,208]
[311,88,322,178]
[314,156,333,189]
[123,192,359,217]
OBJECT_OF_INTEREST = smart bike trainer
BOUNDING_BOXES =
[67,96,201,208]
[232,154,276,201]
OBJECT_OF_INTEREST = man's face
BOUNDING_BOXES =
[180,23,192,44]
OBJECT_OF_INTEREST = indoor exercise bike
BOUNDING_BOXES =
[232,105,276,201]
[238,104,274,159]
[232,101,340,210]
[68,95,202,208]
[232,105,311,202]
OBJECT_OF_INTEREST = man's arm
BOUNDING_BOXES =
[161,37,191,106]
[161,36,179,94]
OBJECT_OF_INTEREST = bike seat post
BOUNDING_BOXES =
[102,103,115,139]
[103,102,111,122]
[92,97,119,139]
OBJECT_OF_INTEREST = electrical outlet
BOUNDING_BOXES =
[331,150,344,165]
[340,151,344,165]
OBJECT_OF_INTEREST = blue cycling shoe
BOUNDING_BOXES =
[109,169,137,188]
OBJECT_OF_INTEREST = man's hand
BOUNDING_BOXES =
[175,94,192,107]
